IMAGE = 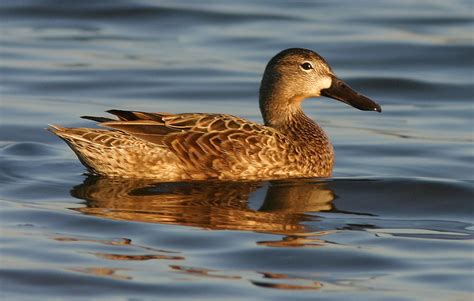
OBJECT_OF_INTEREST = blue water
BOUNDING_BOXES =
[1,1,473,300]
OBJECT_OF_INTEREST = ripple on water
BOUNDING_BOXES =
[1,174,473,300]
[1,0,473,300]
[0,141,59,157]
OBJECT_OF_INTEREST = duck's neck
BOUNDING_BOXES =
[260,84,299,124]
[259,88,333,157]
[259,87,316,132]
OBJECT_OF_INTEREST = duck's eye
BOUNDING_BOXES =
[301,62,313,71]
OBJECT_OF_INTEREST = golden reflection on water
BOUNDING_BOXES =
[92,252,185,261]
[65,176,338,289]
[69,267,132,281]
[170,265,242,280]
[71,176,335,237]
[252,271,323,290]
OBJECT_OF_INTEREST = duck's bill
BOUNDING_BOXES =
[321,76,381,113]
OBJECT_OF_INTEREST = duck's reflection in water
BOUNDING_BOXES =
[71,176,336,244]
[69,176,340,289]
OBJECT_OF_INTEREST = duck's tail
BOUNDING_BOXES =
[47,125,92,144]
[46,124,64,133]
[46,125,107,175]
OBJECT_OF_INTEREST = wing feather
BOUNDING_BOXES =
[80,110,289,174]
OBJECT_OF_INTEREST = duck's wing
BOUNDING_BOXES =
[85,110,288,173]
[81,110,184,145]
[85,109,280,143]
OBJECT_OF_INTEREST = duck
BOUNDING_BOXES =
[49,48,381,181]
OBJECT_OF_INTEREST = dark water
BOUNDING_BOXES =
[1,0,473,300]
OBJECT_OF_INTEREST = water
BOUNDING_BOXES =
[1,0,473,300]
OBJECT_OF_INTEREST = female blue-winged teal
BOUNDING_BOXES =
[49,48,381,181]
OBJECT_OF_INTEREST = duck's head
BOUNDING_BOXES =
[259,48,381,125]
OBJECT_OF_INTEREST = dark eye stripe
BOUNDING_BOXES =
[301,62,313,70]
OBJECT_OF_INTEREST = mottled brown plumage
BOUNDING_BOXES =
[49,48,381,181]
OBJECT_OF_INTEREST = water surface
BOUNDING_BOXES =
[1,1,473,300]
